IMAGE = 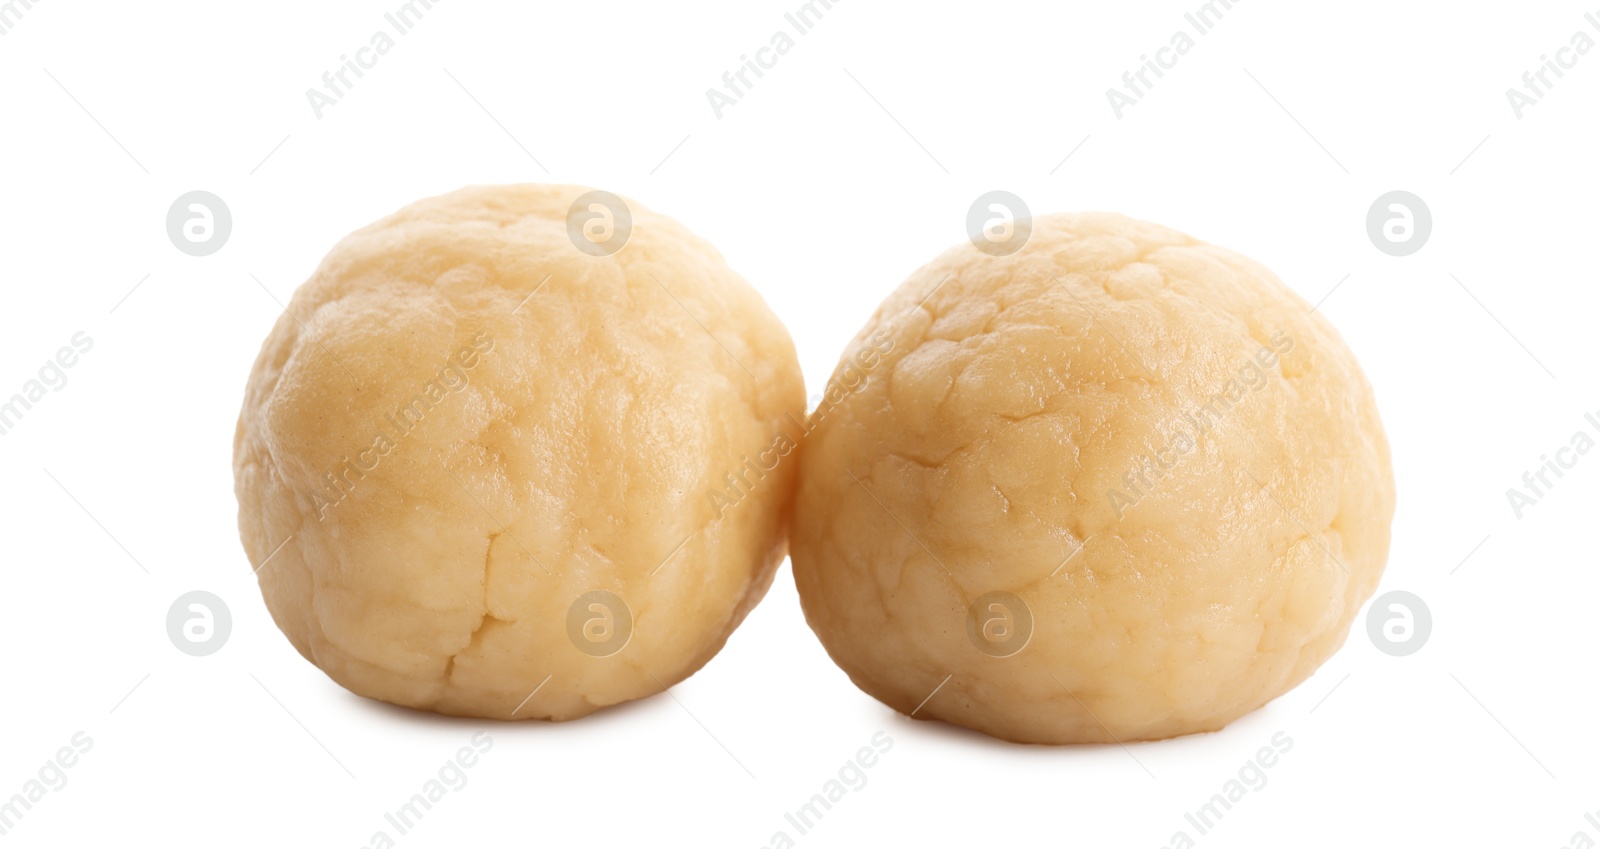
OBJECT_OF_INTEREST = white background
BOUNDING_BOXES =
[1,0,1596,846]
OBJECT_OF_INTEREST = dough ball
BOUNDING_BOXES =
[790,212,1393,743]
[233,184,803,720]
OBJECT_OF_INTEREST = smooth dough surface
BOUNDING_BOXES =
[234,184,803,719]
[790,212,1394,743]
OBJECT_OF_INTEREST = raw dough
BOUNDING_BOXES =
[234,184,803,719]
[789,212,1393,743]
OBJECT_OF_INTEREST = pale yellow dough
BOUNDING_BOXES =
[790,212,1394,743]
[234,185,803,720]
